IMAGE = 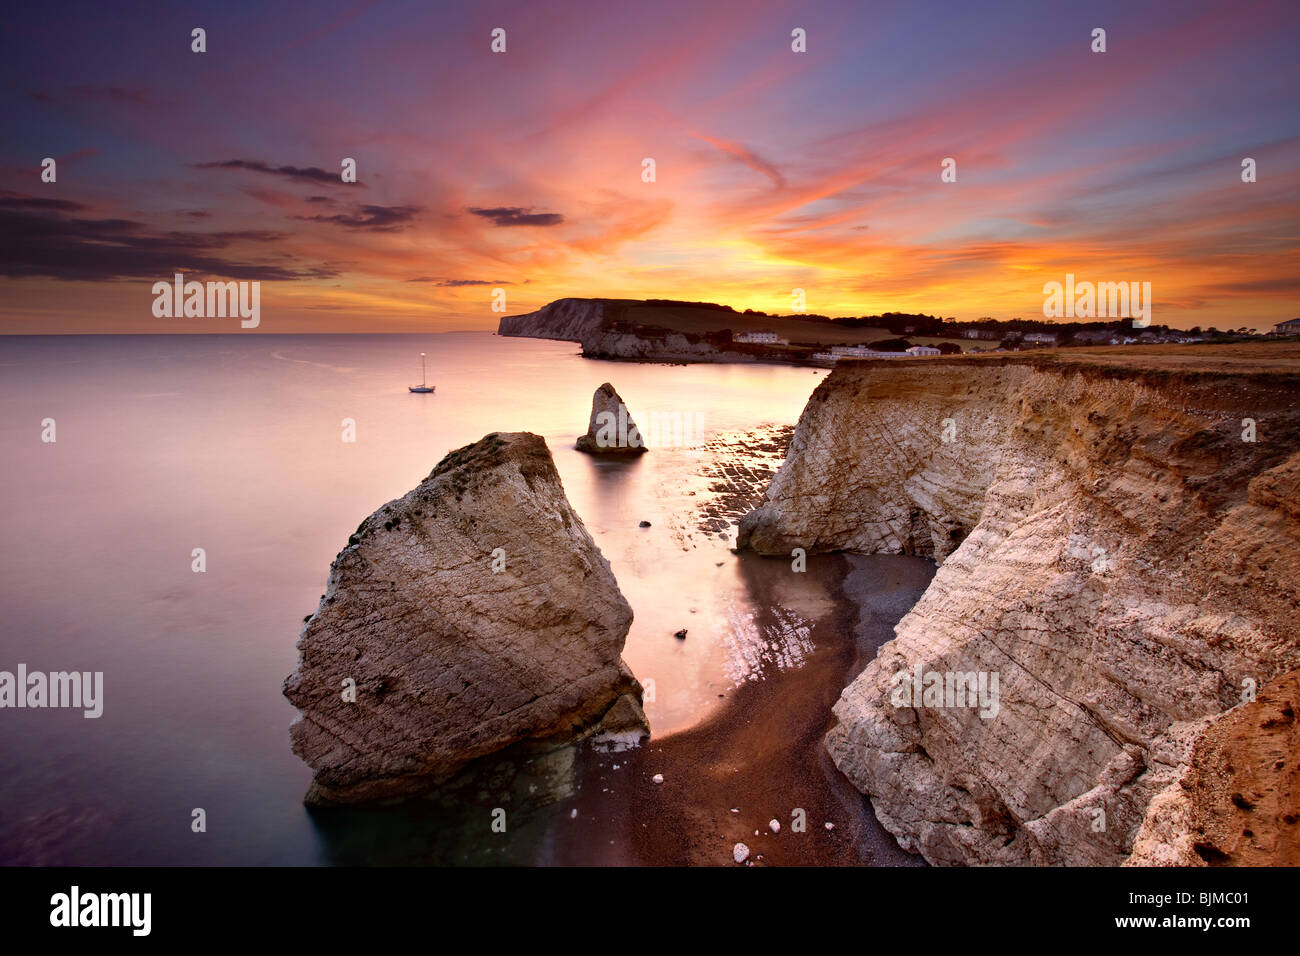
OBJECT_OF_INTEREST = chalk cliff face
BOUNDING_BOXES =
[738,355,1300,865]
[499,298,760,363]
[577,326,757,363]
[283,431,646,806]
[498,297,609,344]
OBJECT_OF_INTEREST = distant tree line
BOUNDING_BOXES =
[639,301,1262,341]
[643,299,740,312]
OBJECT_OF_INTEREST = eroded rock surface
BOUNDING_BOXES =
[1127,668,1300,866]
[284,431,645,806]
[739,353,1300,865]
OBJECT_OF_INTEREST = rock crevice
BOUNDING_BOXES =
[739,355,1300,865]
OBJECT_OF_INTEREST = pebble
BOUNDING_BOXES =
[733,843,750,864]
[674,628,687,640]
[570,809,578,819]
[769,819,781,833]
[639,520,651,527]
[824,822,835,830]
[652,773,664,784]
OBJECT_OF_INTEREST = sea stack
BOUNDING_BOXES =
[283,431,647,806]
[576,382,649,455]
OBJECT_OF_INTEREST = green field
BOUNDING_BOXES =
[608,301,969,349]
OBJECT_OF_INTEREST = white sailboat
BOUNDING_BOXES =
[408,352,435,393]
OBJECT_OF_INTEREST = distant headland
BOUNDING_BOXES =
[498,298,1290,366]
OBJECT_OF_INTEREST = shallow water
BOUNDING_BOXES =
[0,333,923,865]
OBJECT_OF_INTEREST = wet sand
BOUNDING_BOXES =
[550,552,934,866]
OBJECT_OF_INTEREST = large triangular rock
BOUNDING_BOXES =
[576,382,649,455]
[283,431,646,805]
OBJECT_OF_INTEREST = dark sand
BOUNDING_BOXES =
[548,552,934,866]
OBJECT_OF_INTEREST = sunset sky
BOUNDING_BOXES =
[2,0,1297,332]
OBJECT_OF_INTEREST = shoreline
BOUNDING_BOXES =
[300,408,934,866]
[304,552,934,866]
[589,552,934,867]
[500,298,1300,372]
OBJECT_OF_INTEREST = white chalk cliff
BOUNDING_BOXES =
[499,298,760,363]
[739,354,1300,865]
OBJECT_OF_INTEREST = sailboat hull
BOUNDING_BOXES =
[410,352,434,392]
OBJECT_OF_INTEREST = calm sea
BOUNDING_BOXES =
[0,333,924,865]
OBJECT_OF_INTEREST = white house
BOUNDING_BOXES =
[905,345,941,356]
[733,330,788,345]
[825,345,910,360]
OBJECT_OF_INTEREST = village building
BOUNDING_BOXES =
[1022,332,1059,346]
[732,329,788,345]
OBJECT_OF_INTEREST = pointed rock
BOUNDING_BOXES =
[283,431,646,805]
[576,382,649,455]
